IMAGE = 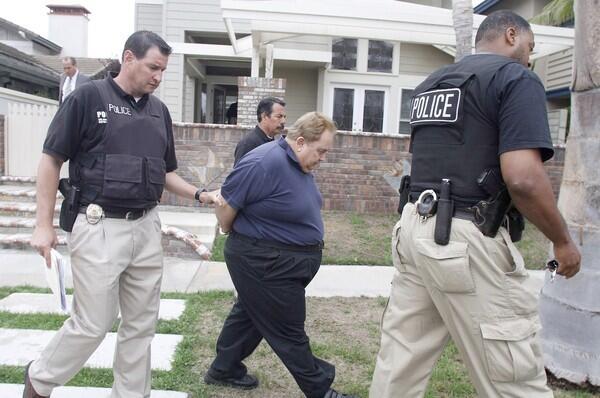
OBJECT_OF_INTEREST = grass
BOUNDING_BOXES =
[212,210,549,269]
[1,287,598,397]
[0,211,583,396]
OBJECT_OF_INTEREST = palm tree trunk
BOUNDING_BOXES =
[539,0,600,386]
[452,0,473,61]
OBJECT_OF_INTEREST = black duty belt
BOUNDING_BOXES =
[79,206,154,220]
[230,231,324,253]
[408,197,476,222]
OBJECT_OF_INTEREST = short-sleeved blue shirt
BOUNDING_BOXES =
[221,137,324,246]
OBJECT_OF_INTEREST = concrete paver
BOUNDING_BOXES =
[0,384,187,398]
[0,328,182,370]
[0,293,185,320]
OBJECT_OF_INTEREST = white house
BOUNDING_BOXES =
[134,0,573,138]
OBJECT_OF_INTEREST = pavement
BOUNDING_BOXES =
[0,249,546,297]
[0,247,548,398]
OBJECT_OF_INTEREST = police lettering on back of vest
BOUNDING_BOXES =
[410,88,461,125]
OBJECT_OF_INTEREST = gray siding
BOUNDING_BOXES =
[162,53,184,121]
[545,48,573,91]
[135,3,163,34]
[164,0,250,41]
[274,66,318,125]
[547,108,568,144]
[399,43,453,75]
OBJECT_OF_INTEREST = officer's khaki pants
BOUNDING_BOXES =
[29,208,163,398]
[370,203,553,398]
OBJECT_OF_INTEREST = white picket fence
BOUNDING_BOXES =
[5,102,69,177]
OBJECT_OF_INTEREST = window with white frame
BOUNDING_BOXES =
[332,38,358,71]
[363,90,385,132]
[399,88,414,134]
[333,88,354,131]
[368,40,393,73]
[332,86,387,133]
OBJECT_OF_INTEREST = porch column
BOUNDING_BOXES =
[251,46,260,77]
[265,44,274,78]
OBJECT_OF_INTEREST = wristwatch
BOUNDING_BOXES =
[195,188,207,203]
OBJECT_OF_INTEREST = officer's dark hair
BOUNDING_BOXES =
[256,97,286,122]
[475,10,532,45]
[62,56,77,66]
[122,31,172,61]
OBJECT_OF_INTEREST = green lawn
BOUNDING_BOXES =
[0,286,597,397]
[212,210,550,270]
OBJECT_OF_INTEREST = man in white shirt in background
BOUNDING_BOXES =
[59,57,91,104]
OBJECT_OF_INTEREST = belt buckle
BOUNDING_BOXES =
[85,204,104,224]
[415,189,438,222]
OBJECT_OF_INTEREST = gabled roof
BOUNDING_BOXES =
[0,42,60,85]
[0,17,62,54]
[34,55,118,79]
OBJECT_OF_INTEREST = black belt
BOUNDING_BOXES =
[408,198,476,222]
[230,231,324,253]
[79,206,154,220]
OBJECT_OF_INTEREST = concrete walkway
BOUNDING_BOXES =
[0,293,185,320]
[0,328,182,370]
[0,384,187,398]
[1,249,547,297]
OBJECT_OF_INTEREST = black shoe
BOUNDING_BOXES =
[204,370,259,390]
[323,388,358,398]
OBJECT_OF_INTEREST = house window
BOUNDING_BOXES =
[363,90,385,133]
[368,40,393,73]
[399,88,414,134]
[332,38,358,71]
[333,88,354,131]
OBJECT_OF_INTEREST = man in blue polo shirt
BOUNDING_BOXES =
[204,112,356,398]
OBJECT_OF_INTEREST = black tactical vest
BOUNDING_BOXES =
[69,79,169,209]
[409,55,517,207]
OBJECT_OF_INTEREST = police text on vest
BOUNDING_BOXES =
[108,104,132,116]
[410,88,461,125]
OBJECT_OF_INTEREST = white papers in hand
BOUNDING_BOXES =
[44,249,68,312]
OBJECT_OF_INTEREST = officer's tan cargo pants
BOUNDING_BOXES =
[370,203,553,398]
[29,208,163,398]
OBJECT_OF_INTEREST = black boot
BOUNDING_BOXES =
[323,388,358,398]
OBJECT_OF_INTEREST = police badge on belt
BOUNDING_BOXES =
[85,204,104,224]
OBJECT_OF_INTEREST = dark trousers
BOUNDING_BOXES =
[209,232,335,398]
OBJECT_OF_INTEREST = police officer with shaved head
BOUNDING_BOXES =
[26,31,219,398]
[370,10,580,398]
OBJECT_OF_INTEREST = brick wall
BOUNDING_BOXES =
[0,115,4,176]
[161,123,247,207]
[237,77,286,126]
[167,123,566,213]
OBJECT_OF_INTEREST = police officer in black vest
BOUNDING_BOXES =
[26,31,219,398]
[370,11,580,398]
